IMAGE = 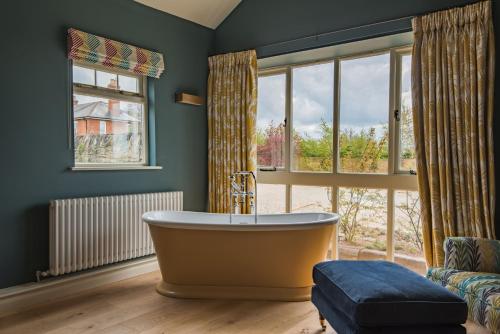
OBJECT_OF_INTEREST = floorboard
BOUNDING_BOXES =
[0,271,491,334]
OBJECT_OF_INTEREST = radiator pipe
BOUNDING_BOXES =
[36,270,50,282]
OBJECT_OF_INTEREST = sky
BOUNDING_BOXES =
[257,53,411,140]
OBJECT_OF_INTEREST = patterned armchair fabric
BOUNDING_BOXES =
[428,238,500,333]
[444,237,500,273]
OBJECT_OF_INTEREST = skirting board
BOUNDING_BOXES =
[0,256,159,317]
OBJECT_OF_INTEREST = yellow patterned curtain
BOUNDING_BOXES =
[412,0,496,266]
[208,50,258,213]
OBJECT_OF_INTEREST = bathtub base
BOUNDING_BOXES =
[156,281,312,302]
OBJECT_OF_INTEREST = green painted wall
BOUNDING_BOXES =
[216,0,500,237]
[0,0,214,288]
[1,0,499,290]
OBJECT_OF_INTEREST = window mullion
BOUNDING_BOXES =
[388,50,397,176]
[331,185,339,259]
[393,52,403,174]
[285,66,292,173]
[386,188,395,261]
[332,59,340,175]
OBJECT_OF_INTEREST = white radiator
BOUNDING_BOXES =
[48,191,183,276]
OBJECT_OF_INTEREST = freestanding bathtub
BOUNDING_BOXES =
[143,211,339,301]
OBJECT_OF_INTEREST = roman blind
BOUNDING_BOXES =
[68,28,165,78]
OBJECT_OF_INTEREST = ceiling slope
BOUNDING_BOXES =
[135,0,241,29]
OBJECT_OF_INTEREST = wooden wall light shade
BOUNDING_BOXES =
[175,93,204,106]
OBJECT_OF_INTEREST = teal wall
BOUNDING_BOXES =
[0,0,214,288]
[216,0,500,236]
[2,0,499,290]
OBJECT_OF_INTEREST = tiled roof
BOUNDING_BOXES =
[74,102,139,122]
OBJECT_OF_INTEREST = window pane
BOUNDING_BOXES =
[73,65,95,85]
[257,74,286,168]
[338,187,387,260]
[394,190,426,274]
[257,184,286,214]
[119,75,139,93]
[339,54,390,174]
[292,63,334,172]
[291,186,332,212]
[398,55,416,171]
[96,70,118,89]
[73,94,145,164]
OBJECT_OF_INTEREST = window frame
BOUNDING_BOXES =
[71,61,150,169]
[257,68,290,172]
[392,47,415,174]
[256,43,419,262]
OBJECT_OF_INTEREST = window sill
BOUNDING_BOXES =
[70,166,163,171]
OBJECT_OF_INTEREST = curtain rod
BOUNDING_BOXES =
[253,0,482,57]
[255,15,414,51]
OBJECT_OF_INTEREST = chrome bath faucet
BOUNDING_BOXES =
[229,171,257,224]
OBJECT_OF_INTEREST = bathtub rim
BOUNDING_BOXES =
[143,211,339,231]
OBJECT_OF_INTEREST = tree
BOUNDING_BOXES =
[399,99,417,169]
[395,191,423,254]
[257,121,285,167]
[294,120,333,171]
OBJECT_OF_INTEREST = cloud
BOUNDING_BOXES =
[339,53,390,129]
[292,63,334,138]
[257,74,286,130]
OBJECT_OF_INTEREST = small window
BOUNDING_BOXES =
[99,121,107,134]
[257,73,286,169]
[72,63,147,166]
[396,53,416,172]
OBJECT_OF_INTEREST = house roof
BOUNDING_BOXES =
[74,102,139,122]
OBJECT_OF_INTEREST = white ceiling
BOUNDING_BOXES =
[135,0,241,29]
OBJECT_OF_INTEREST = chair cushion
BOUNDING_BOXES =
[312,286,466,334]
[428,268,500,333]
[313,261,467,327]
[444,237,500,273]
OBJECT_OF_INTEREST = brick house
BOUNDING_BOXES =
[73,79,139,136]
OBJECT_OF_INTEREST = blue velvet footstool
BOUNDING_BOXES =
[312,261,468,334]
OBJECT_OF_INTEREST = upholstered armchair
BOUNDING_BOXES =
[427,237,500,334]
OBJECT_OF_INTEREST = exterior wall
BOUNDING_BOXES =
[85,119,101,135]
[76,119,87,136]
[76,119,132,135]
[108,121,131,135]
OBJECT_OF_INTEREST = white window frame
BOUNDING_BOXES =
[392,48,415,174]
[71,61,149,168]
[257,44,418,262]
[256,69,290,171]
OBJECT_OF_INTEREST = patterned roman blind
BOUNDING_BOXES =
[68,28,165,78]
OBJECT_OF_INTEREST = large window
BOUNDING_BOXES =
[72,62,147,166]
[256,44,424,273]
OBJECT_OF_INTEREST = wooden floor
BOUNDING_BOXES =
[0,271,490,334]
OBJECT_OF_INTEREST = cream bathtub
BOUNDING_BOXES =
[143,211,339,301]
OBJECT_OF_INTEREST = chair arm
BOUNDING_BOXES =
[444,237,500,273]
